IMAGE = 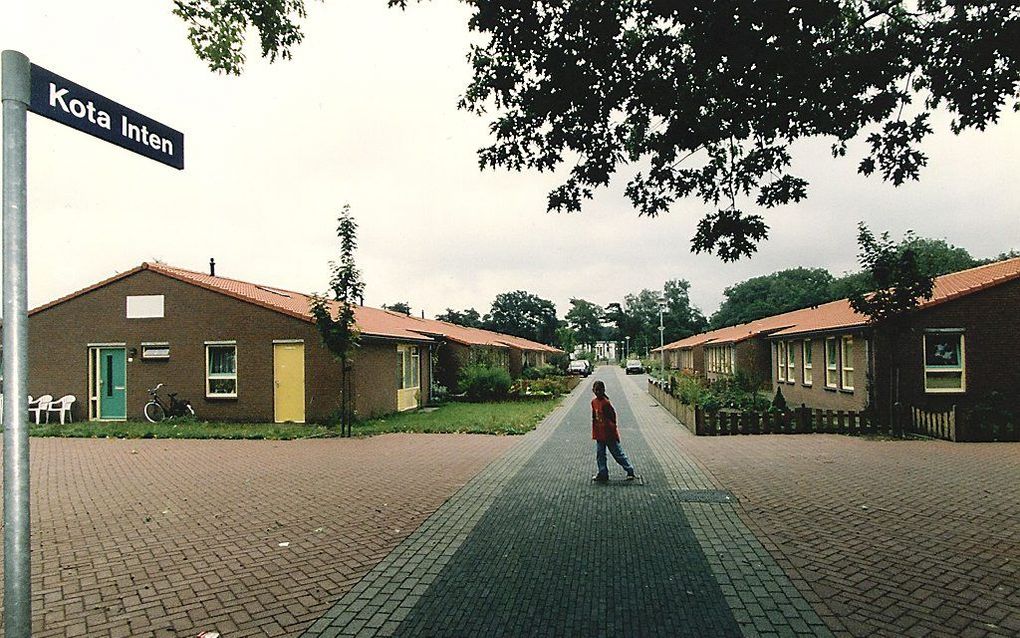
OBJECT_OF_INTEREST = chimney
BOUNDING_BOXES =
[421,310,425,318]
[209,258,216,277]
[359,293,364,306]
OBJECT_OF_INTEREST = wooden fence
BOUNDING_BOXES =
[909,405,956,441]
[649,380,879,437]
[649,380,1019,441]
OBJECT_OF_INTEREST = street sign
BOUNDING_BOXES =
[4,49,187,638]
[28,64,184,169]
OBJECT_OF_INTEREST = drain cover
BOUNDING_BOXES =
[673,489,737,503]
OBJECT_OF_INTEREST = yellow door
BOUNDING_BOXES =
[274,342,305,423]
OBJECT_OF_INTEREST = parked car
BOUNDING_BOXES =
[625,359,644,375]
[568,360,592,376]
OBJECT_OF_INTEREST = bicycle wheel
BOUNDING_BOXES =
[144,401,165,423]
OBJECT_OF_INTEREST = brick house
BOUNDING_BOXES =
[767,258,1020,419]
[655,314,801,387]
[398,317,561,391]
[26,262,435,423]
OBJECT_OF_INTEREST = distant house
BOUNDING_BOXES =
[654,315,797,386]
[400,317,560,390]
[26,263,436,423]
[574,341,619,362]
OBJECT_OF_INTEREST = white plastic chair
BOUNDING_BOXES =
[46,395,76,425]
[28,394,52,425]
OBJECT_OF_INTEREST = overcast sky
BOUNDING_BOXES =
[3,1,1018,321]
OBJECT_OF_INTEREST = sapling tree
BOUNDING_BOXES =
[310,204,365,436]
[848,222,935,431]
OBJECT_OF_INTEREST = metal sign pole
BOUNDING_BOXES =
[2,49,32,638]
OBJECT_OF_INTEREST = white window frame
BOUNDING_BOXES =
[825,337,838,388]
[777,342,786,382]
[398,345,421,390]
[141,342,170,360]
[923,330,966,394]
[205,341,238,398]
[786,340,796,384]
[802,340,813,386]
[841,335,854,391]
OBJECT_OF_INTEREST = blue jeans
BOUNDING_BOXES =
[595,440,635,477]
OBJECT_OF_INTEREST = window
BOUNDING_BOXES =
[841,335,854,391]
[707,345,734,374]
[786,341,796,383]
[924,331,965,393]
[802,340,812,386]
[777,342,786,382]
[206,343,237,397]
[825,338,838,388]
[398,345,420,390]
[141,342,170,360]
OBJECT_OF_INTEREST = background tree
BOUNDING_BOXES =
[710,268,837,329]
[434,307,485,328]
[603,302,640,353]
[383,301,412,315]
[622,290,664,356]
[485,291,558,344]
[848,223,936,432]
[662,279,709,342]
[310,204,364,436]
[554,324,577,356]
[176,1,1020,260]
[830,237,977,298]
[565,299,604,349]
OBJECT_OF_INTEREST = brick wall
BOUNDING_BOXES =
[893,277,1020,414]
[26,269,427,423]
[770,332,870,412]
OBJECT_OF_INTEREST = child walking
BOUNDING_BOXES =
[590,380,637,482]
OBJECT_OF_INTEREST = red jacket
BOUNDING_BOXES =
[591,396,620,442]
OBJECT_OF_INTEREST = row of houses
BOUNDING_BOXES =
[654,257,1020,419]
[22,262,560,423]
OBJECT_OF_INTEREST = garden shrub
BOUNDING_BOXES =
[547,352,570,373]
[771,386,788,411]
[522,364,558,380]
[458,364,512,401]
[431,381,449,404]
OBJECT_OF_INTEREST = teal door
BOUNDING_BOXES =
[98,347,127,420]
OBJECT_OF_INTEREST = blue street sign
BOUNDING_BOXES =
[28,64,184,169]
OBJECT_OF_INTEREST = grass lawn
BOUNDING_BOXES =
[24,397,563,440]
[29,420,333,440]
[354,398,561,436]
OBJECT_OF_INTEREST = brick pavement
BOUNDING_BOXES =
[654,397,1020,638]
[307,367,827,637]
[0,433,515,636]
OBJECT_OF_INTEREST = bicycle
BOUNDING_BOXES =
[143,384,195,423]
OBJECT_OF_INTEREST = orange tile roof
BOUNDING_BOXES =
[658,257,1020,344]
[30,262,565,352]
[30,262,432,342]
[400,316,562,353]
[771,256,1020,337]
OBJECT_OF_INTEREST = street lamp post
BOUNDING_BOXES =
[625,336,630,361]
[658,296,666,380]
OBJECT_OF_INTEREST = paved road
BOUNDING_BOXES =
[1,432,514,637]
[305,367,828,637]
